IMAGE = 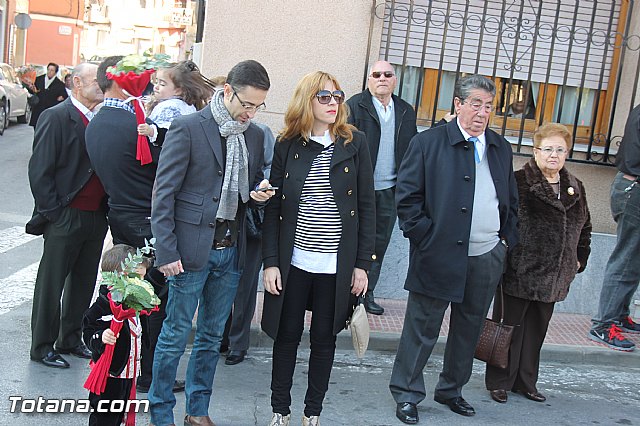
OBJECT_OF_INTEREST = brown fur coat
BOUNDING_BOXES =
[504,159,592,303]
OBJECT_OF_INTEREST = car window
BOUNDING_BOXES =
[5,67,19,84]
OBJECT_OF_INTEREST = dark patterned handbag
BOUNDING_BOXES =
[474,282,515,369]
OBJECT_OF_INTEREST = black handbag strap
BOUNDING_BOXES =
[498,280,505,324]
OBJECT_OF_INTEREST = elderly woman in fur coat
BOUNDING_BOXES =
[485,123,592,404]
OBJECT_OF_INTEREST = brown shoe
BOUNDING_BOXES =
[490,389,508,403]
[184,415,216,426]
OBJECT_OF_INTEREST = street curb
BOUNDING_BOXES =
[240,326,640,368]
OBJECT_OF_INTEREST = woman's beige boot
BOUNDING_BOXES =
[268,413,290,426]
[302,415,320,426]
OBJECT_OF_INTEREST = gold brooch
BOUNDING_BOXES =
[567,187,575,196]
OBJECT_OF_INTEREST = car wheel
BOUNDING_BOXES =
[0,101,6,136]
[17,103,30,124]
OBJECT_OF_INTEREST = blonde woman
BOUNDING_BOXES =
[261,71,376,426]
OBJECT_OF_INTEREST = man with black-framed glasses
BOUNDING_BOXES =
[148,60,274,426]
[346,60,417,316]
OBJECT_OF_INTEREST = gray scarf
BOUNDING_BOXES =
[210,89,250,220]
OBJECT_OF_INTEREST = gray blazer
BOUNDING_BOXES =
[151,106,265,271]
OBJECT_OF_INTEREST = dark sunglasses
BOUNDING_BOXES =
[316,90,345,105]
[371,71,395,79]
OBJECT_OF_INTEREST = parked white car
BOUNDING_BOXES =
[0,63,30,129]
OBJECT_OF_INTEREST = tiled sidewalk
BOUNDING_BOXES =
[251,292,640,349]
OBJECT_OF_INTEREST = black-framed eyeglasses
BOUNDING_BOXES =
[316,90,345,105]
[371,71,395,79]
[232,89,266,113]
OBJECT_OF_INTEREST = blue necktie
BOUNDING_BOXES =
[469,136,481,163]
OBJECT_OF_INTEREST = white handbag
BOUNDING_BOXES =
[348,298,370,358]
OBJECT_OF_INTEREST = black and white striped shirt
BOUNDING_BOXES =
[291,139,342,274]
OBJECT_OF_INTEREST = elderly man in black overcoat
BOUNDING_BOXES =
[389,74,518,424]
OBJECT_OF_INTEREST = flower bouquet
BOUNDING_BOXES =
[84,239,160,426]
[106,51,171,165]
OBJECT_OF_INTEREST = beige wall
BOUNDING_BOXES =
[201,0,383,133]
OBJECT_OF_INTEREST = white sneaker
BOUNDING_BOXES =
[302,415,320,426]
[268,413,291,426]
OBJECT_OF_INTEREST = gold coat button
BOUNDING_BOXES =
[285,172,289,178]
[279,216,283,221]
[294,153,299,159]
[344,166,349,173]
[302,141,307,146]
[347,189,353,196]
[350,210,355,216]
[372,254,377,260]
[282,194,286,199]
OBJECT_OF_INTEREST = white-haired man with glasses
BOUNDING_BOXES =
[148,60,275,426]
[389,74,518,424]
[346,60,417,316]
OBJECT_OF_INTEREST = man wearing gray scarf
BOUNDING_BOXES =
[149,60,274,426]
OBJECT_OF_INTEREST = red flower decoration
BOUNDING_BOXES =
[106,69,156,166]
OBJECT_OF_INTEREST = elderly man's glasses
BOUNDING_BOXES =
[316,90,345,105]
[371,71,395,79]
[232,89,266,113]
[535,146,568,155]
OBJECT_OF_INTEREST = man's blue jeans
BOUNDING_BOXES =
[148,247,240,425]
[593,172,640,327]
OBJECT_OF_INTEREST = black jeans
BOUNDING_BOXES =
[108,209,167,386]
[271,265,337,417]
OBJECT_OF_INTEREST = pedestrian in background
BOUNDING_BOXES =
[261,71,375,426]
[390,74,518,424]
[346,60,417,316]
[485,123,592,404]
[29,62,68,128]
[589,104,640,351]
[222,120,275,366]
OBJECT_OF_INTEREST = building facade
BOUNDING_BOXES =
[201,0,640,165]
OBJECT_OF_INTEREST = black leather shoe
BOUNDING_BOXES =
[364,294,384,315]
[490,389,508,403]
[35,351,70,369]
[434,395,475,416]
[172,379,185,393]
[522,391,546,402]
[136,379,185,394]
[225,350,246,365]
[396,402,418,424]
[58,344,92,359]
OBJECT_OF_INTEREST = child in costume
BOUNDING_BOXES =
[82,244,154,426]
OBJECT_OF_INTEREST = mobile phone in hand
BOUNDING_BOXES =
[255,186,279,192]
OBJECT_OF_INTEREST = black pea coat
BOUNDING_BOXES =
[503,159,592,303]
[395,118,519,303]
[82,286,146,377]
[261,131,376,338]
[29,74,68,127]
